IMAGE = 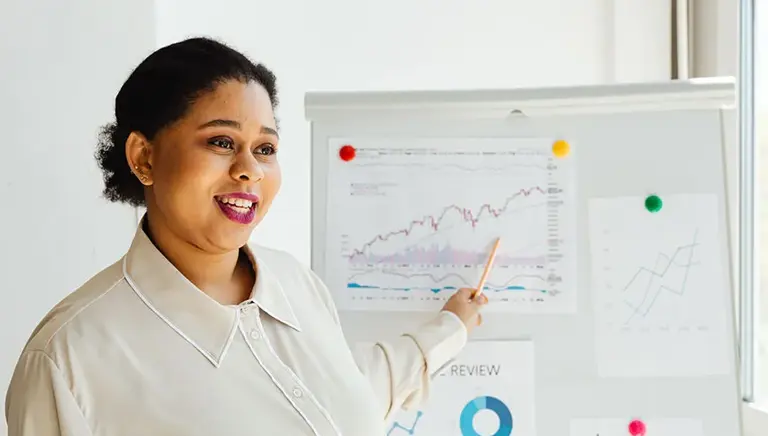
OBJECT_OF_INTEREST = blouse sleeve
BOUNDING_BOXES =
[353,311,467,419]
[5,350,93,436]
[303,265,467,419]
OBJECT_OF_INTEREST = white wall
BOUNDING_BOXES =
[302,0,671,91]
[0,1,156,435]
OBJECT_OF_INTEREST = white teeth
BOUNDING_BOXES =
[218,197,254,208]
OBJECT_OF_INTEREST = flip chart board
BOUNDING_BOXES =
[306,78,741,435]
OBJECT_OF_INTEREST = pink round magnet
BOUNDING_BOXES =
[628,419,646,436]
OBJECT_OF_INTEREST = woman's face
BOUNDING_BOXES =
[134,80,281,252]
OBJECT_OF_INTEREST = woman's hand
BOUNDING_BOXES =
[441,288,489,333]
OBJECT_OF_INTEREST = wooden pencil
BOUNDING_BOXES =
[472,237,501,299]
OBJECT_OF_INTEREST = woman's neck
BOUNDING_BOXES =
[142,215,255,305]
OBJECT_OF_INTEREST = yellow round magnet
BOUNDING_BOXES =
[552,140,570,158]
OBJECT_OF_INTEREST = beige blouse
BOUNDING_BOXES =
[4,225,467,435]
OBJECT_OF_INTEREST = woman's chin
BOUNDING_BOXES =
[205,223,258,251]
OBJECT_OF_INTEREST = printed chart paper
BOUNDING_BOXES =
[324,137,577,313]
[383,340,536,436]
[570,417,704,436]
[588,194,731,377]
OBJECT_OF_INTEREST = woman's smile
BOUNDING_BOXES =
[214,192,260,224]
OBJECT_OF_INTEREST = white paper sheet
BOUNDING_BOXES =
[588,194,731,377]
[324,136,577,313]
[372,340,536,436]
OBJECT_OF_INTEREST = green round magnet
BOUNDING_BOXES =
[645,194,663,213]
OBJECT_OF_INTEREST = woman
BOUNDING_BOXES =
[4,37,487,435]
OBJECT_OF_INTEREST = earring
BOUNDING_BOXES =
[134,165,148,183]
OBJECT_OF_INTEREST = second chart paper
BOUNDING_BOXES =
[588,194,732,377]
[324,136,577,312]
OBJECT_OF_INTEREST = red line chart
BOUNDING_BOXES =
[345,186,546,260]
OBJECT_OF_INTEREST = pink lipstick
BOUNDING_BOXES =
[214,192,259,224]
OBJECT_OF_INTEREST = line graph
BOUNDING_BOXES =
[387,411,423,435]
[621,229,700,324]
[589,194,731,378]
[346,187,546,263]
[347,267,554,294]
[596,227,709,330]
[324,136,576,313]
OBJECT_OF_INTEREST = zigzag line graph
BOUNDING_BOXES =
[622,229,700,324]
[346,186,546,260]
[387,411,423,435]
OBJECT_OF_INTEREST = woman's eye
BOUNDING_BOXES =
[208,137,234,149]
[255,144,277,156]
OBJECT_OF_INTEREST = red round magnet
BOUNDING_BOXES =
[339,144,356,161]
[628,419,646,436]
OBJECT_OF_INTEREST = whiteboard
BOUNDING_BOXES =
[306,78,741,435]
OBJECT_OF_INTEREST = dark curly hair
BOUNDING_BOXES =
[95,37,279,207]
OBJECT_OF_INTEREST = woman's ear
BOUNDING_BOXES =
[125,131,154,186]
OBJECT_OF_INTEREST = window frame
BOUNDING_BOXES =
[742,1,768,435]
[739,0,758,404]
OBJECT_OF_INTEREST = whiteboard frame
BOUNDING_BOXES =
[306,78,734,120]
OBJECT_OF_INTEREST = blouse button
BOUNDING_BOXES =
[249,329,261,340]
[292,387,303,398]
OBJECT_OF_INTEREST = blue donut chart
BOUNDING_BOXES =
[459,395,513,436]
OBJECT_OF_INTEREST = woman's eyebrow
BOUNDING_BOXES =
[197,119,279,138]
[198,119,240,130]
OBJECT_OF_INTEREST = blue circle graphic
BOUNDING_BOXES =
[459,395,513,436]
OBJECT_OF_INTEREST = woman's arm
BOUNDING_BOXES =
[352,309,467,419]
[5,350,93,436]
[303,265,483,420]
